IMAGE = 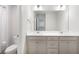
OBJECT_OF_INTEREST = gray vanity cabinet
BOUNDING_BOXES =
[26,36,78,54]
[59,37,78,54]
[26,36,47,54]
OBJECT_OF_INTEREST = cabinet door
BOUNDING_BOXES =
[47,37,58,54]
[27,36,47,54]
[38,37,47,54]
[27,40,39,54]
[59,37,78,54]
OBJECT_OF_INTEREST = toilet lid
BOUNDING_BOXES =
[5,44,17,52]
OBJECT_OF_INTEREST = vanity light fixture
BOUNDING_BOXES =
[37,5,40,8]
[34,5,43,11]
[56,5,66,11]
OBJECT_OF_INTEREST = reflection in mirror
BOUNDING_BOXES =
[35,13,45,31]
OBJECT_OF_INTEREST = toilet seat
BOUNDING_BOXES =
[4,44,17,54]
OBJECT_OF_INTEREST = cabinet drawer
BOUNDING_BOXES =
[48,37,58,41]
[27,36,47,40]
[27,36,40,40]
[28,41,40,46]
[47,49,58,54]
[60,37,78,41]
[47,41,58,49]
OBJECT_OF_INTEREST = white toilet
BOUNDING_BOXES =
[4,44,17,54]
[0,41,7,53]
[4,35,18,54]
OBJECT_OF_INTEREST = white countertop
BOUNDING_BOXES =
[26,31,79,36]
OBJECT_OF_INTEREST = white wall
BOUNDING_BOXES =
[69,6,79,32]
[20,5,35,53]
[21,5,34,32]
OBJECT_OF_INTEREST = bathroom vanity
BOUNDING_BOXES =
[26,32,79,54]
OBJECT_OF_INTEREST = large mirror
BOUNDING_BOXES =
[34,5,69,32]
